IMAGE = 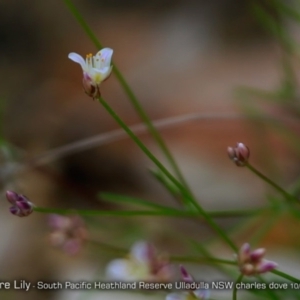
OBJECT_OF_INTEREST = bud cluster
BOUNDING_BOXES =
[237,243,278,276]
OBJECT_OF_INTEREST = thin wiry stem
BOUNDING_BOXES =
[34,206,263,219]
[246,163,298,203]
[233,273,243,300]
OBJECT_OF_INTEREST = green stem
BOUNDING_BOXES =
[97,96,237,251]
[100,192,263,217]
[271,269,300,283]
[97,97,194,207]
[63,0,102,49]
[233,273,243,300]
[209,207,265,218]
[34,207,198,217]
[246,163,297,202]
[99,192,179,211]
[63,0,192,194]
[112,66,193,194]
[34,206,261,219]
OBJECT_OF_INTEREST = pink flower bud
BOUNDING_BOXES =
[82,72,101,99]
[227,142,250,166]
[166,266,210,300]
[180,265,194,283]
[6,191,34,217]
[257,260,278,274]
[250,248,266,262]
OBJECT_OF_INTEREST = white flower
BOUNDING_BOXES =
[106,241,173,282]
[68,48,113,99]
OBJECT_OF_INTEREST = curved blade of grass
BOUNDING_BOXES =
[149,168,181,199]
[34,207,195,217]
[34,205,260,219]
[100,192,262,218]
[272,0,300,24]
[251,1,296,52]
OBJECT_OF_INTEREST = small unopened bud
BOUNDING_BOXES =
[166,266,210,300]
[180,265,194,283]
[82,72,101,99]
[227,142,250,166]
[6,191,34,217]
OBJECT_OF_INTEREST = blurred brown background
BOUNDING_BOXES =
[0,0,300,299]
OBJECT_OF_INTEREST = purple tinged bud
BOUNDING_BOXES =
[166,266,210,300]
[257,260,278,274]
[250,248,265,262]
[180,265,194,283]
[9,206,19,216]
[227,147,236,160]
[238,243,250,263]
[82,72,101,99]
[227,142,250,167]
[6,191,19,204]
[6,191,34,217]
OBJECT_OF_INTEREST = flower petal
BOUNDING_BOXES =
[68,52,87,71]
[131,241,152,263]
[97,48,113,68]
[91,67,112,83]
[106,259,131,280]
